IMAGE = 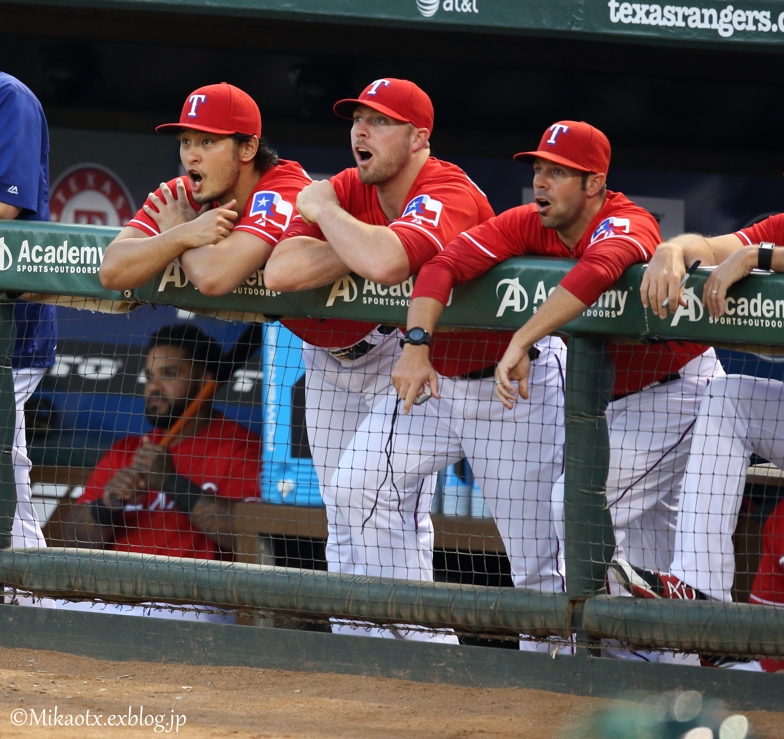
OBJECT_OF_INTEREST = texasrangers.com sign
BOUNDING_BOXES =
[607,1,784,38]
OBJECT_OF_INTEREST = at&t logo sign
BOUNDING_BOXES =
[416,0,478,18]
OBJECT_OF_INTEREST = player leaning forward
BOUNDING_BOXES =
[612,212,784,609]
[264,79,508,641]
[100,82,310,296]
[394,122,723,602]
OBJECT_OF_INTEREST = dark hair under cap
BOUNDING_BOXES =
[146,324,223,381]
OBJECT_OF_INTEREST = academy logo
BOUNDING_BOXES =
[249,191,294,231]
[157,262,190,291]
[495,278,529,317]
[416,0,477,15]
[591,217,631,243]
[401,194,442,227]
[326,275,358,306]
[670,287,704,326]
[0,237,13,271]
[50,163,135,227]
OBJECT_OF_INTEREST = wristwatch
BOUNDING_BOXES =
[400,327,431,348]
[758,242,775,271]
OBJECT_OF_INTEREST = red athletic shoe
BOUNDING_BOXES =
[609,559,705,600]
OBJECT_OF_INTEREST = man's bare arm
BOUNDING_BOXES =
[100,208,238,290]
[180,230,274,297]
[496,286,588,407]
[392,297,447,413]
[59,502,114,548]
[264,236,355,292]
[0,202,22,219]
[641,232,744,318]
[190,495,235,552]
[312,205,411,285]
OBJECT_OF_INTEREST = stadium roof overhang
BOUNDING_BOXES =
[15,0,784,51]
[3,0,784,175]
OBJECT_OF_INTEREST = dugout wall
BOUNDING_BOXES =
[2,222,784,665]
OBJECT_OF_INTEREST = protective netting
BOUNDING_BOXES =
[2,296,784,663]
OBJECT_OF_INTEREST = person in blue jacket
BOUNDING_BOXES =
[0,72,57,564]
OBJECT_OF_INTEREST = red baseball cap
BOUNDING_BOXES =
[333,78,434,133]
[514,121,611,174]
[156,82,262,137]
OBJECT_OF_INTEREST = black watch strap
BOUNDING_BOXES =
[758,242,775,271]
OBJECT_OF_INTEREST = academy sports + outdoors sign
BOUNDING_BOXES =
[5,222,784,348]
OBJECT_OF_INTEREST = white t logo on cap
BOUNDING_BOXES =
[546,124,570,145]
[367,79,391,96]
[187,94,207,117]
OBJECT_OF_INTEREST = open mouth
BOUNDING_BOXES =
[535,196,551,214]
[188,170,203,191]
[355,147,373,164]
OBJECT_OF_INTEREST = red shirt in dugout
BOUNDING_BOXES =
[279,157,510,376]
[413,190,708,394]
[78,413,262,559]
[736,213,784,247]
[750,497,784,672]
[127,159,311,246]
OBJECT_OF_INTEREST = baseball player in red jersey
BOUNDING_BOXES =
[750,498,784,672]
[100,82,310,295]
[397,123,723,638]
[56,325,261,622]
[264,79,505,641]
[612,216,784,618]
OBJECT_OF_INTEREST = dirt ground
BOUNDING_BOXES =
[0,647,781,739]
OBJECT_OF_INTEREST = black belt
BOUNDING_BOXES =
[328,325,397,361]
[611,372,681,403]
[458,346,541,381]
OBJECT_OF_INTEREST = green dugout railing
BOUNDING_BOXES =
[2,221,784,656]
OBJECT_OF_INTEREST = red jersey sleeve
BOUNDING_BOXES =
[390,182,495,274]
[213,433,262,500]
[234,161,311,245]
[412,206,534,305]
[736,214,784,246]
[560,209,660,305]
[126,177,200,236]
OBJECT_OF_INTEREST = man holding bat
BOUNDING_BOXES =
[62,324,261,564]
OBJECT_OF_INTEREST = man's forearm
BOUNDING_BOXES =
[161,474,234,549]
[264,236,351,291]
[179,231,273,297]
[660,233,715,267]
[0,202,22,220]
[510,286,588,350]
[406,296,447,335]
[101,224,205,290]
[59,502,113,548]
[316,204,410,285]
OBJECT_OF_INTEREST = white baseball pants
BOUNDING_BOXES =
[12,367,47,549]
[4,367,56,609]
[672,373,784,602]
[330,336,567,601]
[552,348,723,576]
